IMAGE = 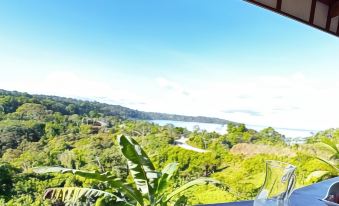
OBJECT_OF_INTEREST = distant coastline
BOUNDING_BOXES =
[151,119,318,140]
[0,89,320,140]
[0,89,232,125]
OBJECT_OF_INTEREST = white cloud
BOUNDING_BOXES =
[156,77,190,96]
[1,70,338,131]
[0,71,147,109]
[147,74,339,130]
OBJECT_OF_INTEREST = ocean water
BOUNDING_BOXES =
[151,120,228,134]
[150,120,318,139]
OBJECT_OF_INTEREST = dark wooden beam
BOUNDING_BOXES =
[309,0,317,23]
[330,1,339,17]
[277,0,282,10]
[318,0,332,5]
[326,2,333,29]
[244,0,339,37]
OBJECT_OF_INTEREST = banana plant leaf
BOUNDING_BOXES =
[315,157,339,172]
[43,187,130,206]
[34,166,143,205]
[321,138,339,155]
[156,163,178,195]
[306,170,330,182]
[118,135,160,204]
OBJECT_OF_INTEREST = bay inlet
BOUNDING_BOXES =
[150,120,319,143]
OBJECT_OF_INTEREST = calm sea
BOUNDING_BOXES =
[150,120,318,139]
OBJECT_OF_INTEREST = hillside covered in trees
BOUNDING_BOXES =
[0,90,231,124]
[0,90,338,205]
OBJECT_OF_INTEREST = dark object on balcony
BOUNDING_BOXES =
[321,181,339,205]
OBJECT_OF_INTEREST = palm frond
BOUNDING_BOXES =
[306,171,330,183]
[44,187,126,205]
[321,138,339,155]
[34,166,143,205]
[315,157,339,172]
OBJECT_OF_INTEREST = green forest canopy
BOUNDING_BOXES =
[0,89,232,124]
[0,89,338,205]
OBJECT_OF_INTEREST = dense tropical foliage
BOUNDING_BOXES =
[0,90,338,205]
[34,135,223,206]
[0,89,230,124]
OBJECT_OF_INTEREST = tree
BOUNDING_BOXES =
[15,103,47,121]
[0,96,20,113]
[306,138,339,183]
[0,163,18,201]
[225,123,249,146]
[255,127,285,145]
[0,120,45,155]
[66,104,77,114]
[0,106,5,120]
[34,135,224,206]
[45,122,63,137]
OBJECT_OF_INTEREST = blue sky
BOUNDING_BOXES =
[0,0,339,130]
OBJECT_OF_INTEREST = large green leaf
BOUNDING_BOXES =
[34,166,143,205]
[156,163,178,195]
[34,166,124,184]
[44,187,128,206]
[305,171,330,183]
[173,195,188,206]
[164,178,223,203]
[315,157,339,172]
[321,138,339,155]
[118,135,160,204]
